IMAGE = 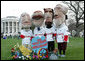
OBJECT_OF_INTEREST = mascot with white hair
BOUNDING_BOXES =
[20,12,33,49]
[53,4,70,57]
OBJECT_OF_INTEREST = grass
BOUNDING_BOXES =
[1,37,84,60]
[1,38,22,60]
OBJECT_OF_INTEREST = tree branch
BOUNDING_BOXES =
[68,5,76,13]
[70,1,77,11]
[78,23,84,27]
[63,1,76,13]
[79,5,84,12]
[78,11,84,20]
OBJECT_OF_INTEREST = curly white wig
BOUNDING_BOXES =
[54,4,69,15]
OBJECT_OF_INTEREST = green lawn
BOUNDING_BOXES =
[1,37,84,60]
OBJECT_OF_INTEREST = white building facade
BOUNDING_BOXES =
[1,16,21,36]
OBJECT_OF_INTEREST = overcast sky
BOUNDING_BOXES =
[1,1,62,18]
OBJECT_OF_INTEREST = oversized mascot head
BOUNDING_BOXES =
[32,10,44,27]
[53,4,68,28]
[20,12,32,29]
[44,8,54,27]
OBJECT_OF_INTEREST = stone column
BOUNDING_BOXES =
[5,22,6,34]
[19,22,21,32]
[1,22,3,33]
[2,22,4,36]
[12,21,14,35]
[8,22,9,34]
[16,21,18,34]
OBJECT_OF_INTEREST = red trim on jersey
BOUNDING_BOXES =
[20,35,31,38]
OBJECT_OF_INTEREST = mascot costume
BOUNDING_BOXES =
[20,12,33,50]
[32,10,45,37]
[44,8,56,52]
[53,4,70,57]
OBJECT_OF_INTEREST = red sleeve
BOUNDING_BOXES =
[53,33,57,37]
[64,35,68,42]
[30,36,34,41]
[20,35,25,38]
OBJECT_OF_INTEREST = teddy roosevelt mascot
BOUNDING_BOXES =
[53,4,70,57]
[31,10,45,38]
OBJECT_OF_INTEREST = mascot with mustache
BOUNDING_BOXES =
[44,8,56,52]
[32,10,45,38]
[53,4,70,57]
[20,12,33,49]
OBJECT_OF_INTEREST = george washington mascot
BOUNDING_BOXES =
[19,12,33,50]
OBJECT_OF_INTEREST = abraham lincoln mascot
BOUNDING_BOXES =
[43,8,56,52]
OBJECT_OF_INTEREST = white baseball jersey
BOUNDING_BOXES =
[55,23,70,43]
[20,29,33,45]
[33,26,45,38]
[44,26,56,41]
